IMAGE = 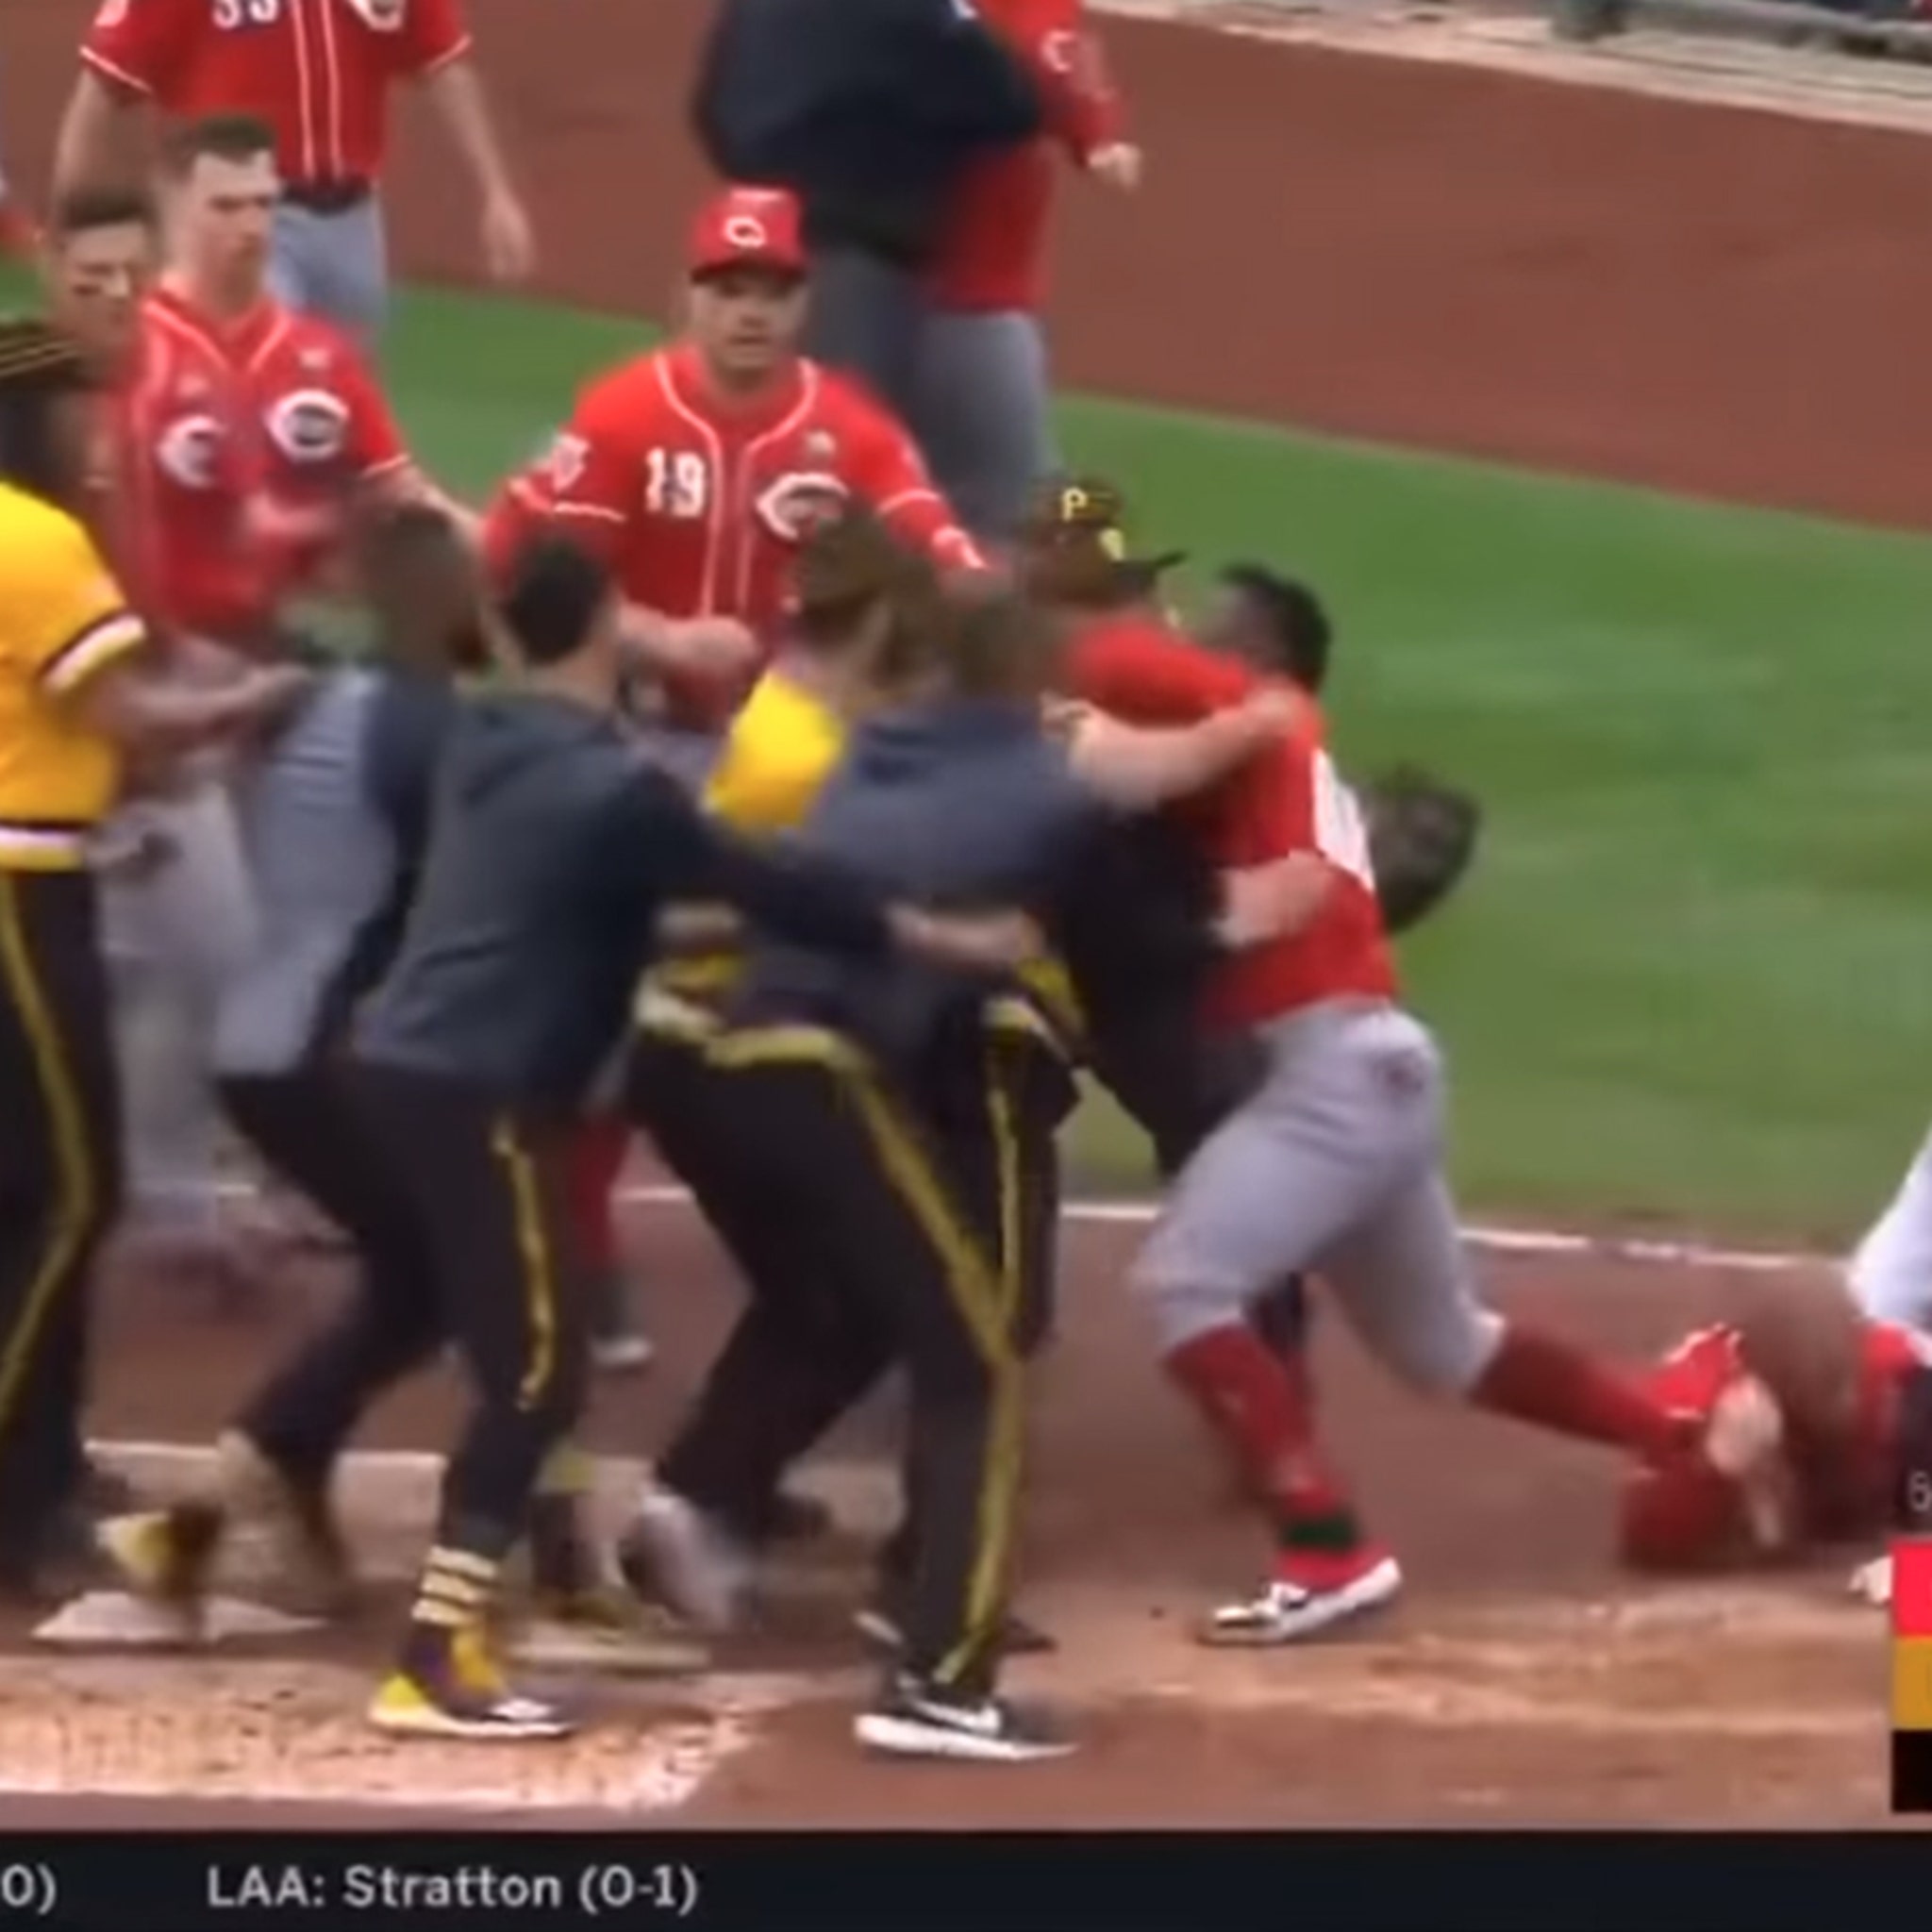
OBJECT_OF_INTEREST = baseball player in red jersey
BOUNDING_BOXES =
[1070,617,1788,1644]
[486,181,984,1374]
[106,113,441,1286]
[58,0,531,349]
[487,184,986,738]
[917,0,1138,543]
[1619,1310,1931,1598]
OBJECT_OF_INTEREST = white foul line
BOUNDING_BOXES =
[608,1180,1829,1278]
[216,1177,1827,1278]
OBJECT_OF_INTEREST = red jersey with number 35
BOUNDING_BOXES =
[483,342,982,727]
[82,0,472,184]
[122,288,408,640]
[1064,611,1397,1029]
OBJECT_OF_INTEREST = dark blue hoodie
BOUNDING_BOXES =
[356,690,893,1108]
[736,696,1103,1068]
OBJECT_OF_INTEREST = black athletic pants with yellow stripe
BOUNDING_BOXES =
[218,1069,444,1488]
[0,868,122,1579]
[691,1021,1065,1697]
[350,1064,591,1569]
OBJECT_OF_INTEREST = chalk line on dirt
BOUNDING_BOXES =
[213,1176,1829,1277]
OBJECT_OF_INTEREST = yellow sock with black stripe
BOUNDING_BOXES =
[408,1543,499,1636]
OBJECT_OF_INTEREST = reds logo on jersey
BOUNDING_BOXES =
[155,414,225,490]
[754,471,849,542]
[264,387,353,465]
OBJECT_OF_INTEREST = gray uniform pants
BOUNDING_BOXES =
[1133,1000,1504,1396]
[269,197,389,353]
[98,781,258,1237]
[911,309,1056,547]
[803,250,1055,547]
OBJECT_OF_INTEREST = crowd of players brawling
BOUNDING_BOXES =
[5,118,1932,1767]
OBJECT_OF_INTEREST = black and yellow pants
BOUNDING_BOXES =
[219,1068,445,1490]
[628,1001,897,1547]
[666,1006,1069,1695]
[0,867,122,1577]
[349,1063,590,1562]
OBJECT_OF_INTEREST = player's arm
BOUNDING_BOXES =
[28,521,308,754]
[1062,686,1301,812]
[56,0,193,194]
[1068,616,1266,725]
[341,353,479,541]
[1020,0,1130,168]
[405,0,534,284]
[488,397,752,680]
[842,395,988,574]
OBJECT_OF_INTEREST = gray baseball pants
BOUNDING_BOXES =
[1133,1000,1505,1397]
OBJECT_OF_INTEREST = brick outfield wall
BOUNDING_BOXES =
[4,0,1932,526]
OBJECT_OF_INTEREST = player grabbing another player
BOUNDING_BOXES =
[104,114,453,1289]
[1075,582,1787,1645]
[343,533,1031,1739]
[486,180,986,1373]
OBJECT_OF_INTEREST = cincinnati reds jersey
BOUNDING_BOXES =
[486,342,983,727]
[930,0,1124,312]
[1065,613,1397,1028]
[122,287,408,641]
[82,0,472,183]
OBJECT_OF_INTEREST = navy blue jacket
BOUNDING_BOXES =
[692,0,1043,265]
[357,691,892,1109]
[737,696,1101,1071]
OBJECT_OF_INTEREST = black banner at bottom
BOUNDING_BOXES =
[1894,1727,1932,1811]
[0,1830,1924,1931]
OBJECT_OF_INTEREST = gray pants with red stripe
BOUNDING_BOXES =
[1132,1001,1504,1396]
[269,197,389,353]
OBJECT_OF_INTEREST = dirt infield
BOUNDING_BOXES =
[11,0,1932,525]
[0,0,1919,1840]
[0,1191,1900,1829]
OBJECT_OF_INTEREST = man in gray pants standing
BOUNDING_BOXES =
[692,0,1043,434]
[54,0,533,351]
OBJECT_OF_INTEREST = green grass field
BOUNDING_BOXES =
[81,278,1932,1241]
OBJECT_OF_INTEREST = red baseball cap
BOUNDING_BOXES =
[688,186,807,282]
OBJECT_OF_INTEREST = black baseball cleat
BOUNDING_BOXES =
[855,1673,1074,1764]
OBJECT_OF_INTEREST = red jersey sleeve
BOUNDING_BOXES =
[337,351,410,480]
[837,386,985,572]
[1017,0,1125,160]
[488,375,644,575]
[81,0,198,100]
[1067,615,1257,725]
[394,0,475,78]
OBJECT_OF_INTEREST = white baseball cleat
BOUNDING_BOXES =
[1200,1548,1403,1647]
[1850,1555,1893,1607]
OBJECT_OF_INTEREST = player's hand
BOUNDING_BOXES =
[216,663,317,737]
[481,189,537,283]
[889,907,1043,974]
[1228,683,1306,746]
[652,616,761,678]
[1088,142,1142,192]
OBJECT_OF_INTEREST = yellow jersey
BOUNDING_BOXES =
[645,662,1083,1049]
[703,667,846,837]
[0,483,144,871]
[649,665,843,1006]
